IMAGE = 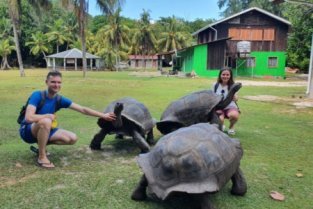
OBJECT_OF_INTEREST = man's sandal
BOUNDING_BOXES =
[36,160,55,169]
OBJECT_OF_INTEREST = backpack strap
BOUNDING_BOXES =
[37,91,62,113]
[55,95,62,112]
[214,82,219,93]
[35,91,46,113]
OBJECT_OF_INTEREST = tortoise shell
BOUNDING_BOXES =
[137,123,243,200]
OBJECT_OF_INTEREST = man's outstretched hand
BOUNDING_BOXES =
[102,112,116,121]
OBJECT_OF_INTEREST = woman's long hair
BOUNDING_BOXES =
[217,67,235,89]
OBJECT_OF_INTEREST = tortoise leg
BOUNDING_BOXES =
[131,174,148,201]
[146,129,155,145]
[231,167,247,196]
[193,193,215,209]
[90,128,108,150]
[132,130,150,153]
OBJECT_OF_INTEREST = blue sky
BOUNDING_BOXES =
[88,0,223,21]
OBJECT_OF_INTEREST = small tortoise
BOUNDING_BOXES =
[157,83,241,135]
[131,123,247,209]
[90,97,155,153]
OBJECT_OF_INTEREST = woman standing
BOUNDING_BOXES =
[213,68,240,135]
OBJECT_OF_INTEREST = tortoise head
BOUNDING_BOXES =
[113,102,124,128]
[114,102,124,116]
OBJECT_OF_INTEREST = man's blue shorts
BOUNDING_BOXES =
[19,123,58,144]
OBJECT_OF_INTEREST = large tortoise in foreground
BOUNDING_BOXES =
[157,83,242,134]
[90,97,155,153]
[131,123,247,209]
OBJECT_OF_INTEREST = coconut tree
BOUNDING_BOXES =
[158,16,192,52]
[96,9,130,71]
[7,0,25,76]
[63,13,79,50]
[25,31,51,66]
[7,0,52,77]
[0,18,13,40]
[0,39,15,70]
[129,10,157,68]
[61,0,124,76]
[46,19,67,53]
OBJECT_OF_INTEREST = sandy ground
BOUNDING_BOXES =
[237,80,307,87]
[129,71,313,108]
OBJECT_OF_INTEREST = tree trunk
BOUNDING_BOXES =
[115,38,119,72]
[11,17,25,76]
[80,0,87,77]
[1,55,12,70]
[42,52,48,67]
[307,34,313,98]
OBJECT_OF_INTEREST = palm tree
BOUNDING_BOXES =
[130,10,157,68]
[158,16,192,52]
[0,18,13,40]
[7,0,52,77]
[61,0,124,76]
[0,39,15,70]
[96,9,130,71]
[46,19,68,53]
[7,0,25,76]
[25,31,51,66]
[63,13,79,50]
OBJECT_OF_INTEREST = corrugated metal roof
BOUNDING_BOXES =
[192,7,291,36]
[46,48,100,59]
[178,37,231,53]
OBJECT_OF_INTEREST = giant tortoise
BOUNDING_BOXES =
[131,123,247,209]
[157,83,242,135]
[90,97,155,153]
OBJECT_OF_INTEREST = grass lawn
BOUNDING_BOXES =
[0,69,313,209]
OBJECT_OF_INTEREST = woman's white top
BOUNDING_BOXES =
[212,83,238,110]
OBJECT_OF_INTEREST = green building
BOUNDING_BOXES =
[176,7,291,78]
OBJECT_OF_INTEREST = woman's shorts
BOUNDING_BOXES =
[216,108,239,119]
[19,123,58,144]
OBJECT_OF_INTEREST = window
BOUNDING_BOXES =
[228,28,274,41]
[268,57,278,68]
[246,57,255,68]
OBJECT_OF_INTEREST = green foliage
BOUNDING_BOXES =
[25,31,51,58]
[157,16,193,52]
[129,10,157,55]
[1,70,313,209]
[285,4,313,72]
[89,15,109,33]
[184,18,215,34]
[1,0,312,73]
[0,39,15,69]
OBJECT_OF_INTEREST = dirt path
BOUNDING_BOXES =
[237,80,306,87]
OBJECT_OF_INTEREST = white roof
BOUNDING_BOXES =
[46,48,100,59]
[192,7,291,36]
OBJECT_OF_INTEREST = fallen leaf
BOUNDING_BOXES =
[296,173,304,177]
[270,191,285,201]
[15,163,22,168]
